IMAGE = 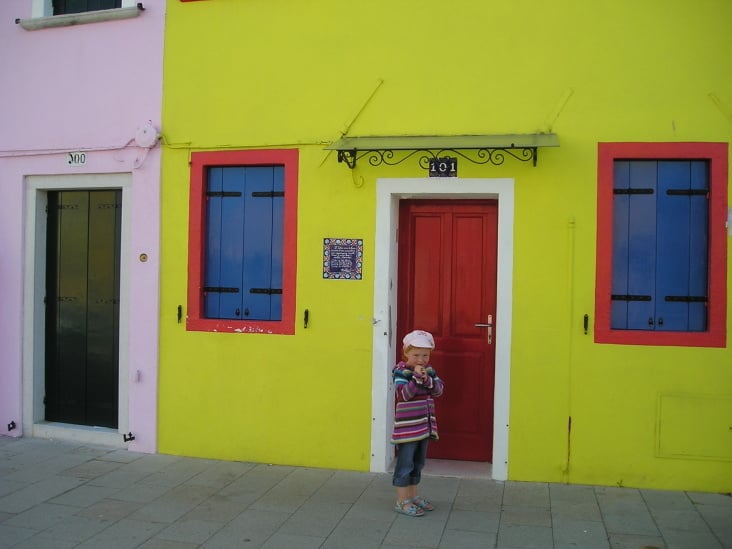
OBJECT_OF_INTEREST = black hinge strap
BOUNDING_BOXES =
[203,287,240,293]
[664,295,707,302]
[611,294,652,301]
[613,188,654,195]
[249,288,283,295]
[251,191,285,197]
[206,191,242,197]
[665,189,708,196]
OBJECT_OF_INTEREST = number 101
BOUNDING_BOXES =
[428,156,457,177]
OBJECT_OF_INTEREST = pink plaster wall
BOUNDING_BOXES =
[0,0,165,453]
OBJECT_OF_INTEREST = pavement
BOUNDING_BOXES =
[0,437,730,549]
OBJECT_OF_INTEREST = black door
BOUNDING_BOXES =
[45,190,121,428]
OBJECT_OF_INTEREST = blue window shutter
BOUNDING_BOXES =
[218,168,247,319]
[688,161,709,331]
[242,167,275,320]
[612,159,709,333]
[611,161,631,329]
[656,161,708,331]
[656,161,692,331]
[204,166,284,321]
[269,166,285,321]
[204,167,224,318]
[204,167,246,319]
[612,161,656,329]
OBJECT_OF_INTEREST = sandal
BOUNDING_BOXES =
[394,499,425,517]
[411,496,434,511]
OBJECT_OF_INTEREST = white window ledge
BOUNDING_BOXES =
[16,3,144,31]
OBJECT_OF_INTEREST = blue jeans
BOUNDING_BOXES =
[392,439,429,487]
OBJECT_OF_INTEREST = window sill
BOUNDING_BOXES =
[16,4,144,31]
[187,318,294,336]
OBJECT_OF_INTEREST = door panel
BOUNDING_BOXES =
[45,190,121,428]
[398,200,498,461]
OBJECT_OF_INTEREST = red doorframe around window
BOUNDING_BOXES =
[595,142,728,348]
[186,148,298,335]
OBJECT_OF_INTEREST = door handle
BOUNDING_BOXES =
[474,315,493,344]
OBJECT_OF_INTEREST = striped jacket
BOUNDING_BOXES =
[390,362,444,444]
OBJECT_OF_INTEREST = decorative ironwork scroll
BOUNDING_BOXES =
[336,146,538,169]
[326,134,559,170]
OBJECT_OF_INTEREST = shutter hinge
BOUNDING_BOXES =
[205,191,242,197]
[611,294,652,301]
[203,287,240,293]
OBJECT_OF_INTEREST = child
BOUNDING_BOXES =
[391,329,444,517]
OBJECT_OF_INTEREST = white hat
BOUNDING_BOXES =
[402,329,435,350]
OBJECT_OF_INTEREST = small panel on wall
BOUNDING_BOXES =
[656,393,732,461]
[323,238,363,280]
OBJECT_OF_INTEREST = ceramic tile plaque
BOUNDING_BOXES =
[323,238,363,280]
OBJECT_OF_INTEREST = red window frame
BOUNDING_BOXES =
[595,142,727,347]
[187,149,298,334]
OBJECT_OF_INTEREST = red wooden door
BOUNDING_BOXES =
[397,199,498,461]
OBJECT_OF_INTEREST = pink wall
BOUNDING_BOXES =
[0,0,165,452]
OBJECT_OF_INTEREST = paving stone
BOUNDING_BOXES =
[200,508,291,549]
[181,494,250,522]
[3,502,77,531]
[552,517,610,548]
[608,533,666,548]
[440,528,498,549]
[155,517,225,544]
[10,533,78,548]
[76,498,144,521]
[111,481,173,503]
[277,501,351,537]
[49,482,122,507]
[662,527,724,548]
[503,482,550,508]
[0,523,36,548]
[500,505,552,527]
[138,540,199,549]
[75,518,166,549]
[0,476,85,514]
[322,516,391,548]
[61,459,124,479]
[41,514,113,543]
[383,510,447,548]
[445,509,500,533]
[260,531,326,549]
[496,523,554,548]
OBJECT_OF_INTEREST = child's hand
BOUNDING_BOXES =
[413,365,427,384]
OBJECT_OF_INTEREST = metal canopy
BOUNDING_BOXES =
[325,133,560,169]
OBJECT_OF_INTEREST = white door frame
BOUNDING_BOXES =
[23,174,131,447]
[370,177,514,480]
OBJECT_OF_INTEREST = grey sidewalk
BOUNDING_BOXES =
[0,437,730,549]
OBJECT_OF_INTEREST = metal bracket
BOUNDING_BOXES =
[336,147,538,170]
[337,150,357,169]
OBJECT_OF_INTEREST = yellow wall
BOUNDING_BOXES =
[160,0,732,490]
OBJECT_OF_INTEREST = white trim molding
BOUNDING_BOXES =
[370,178,514,481]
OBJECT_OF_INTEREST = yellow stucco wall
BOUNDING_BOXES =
[160,0,732,491]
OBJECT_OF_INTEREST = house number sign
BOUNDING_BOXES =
[428,156,457,177]
[67,151,87,166]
